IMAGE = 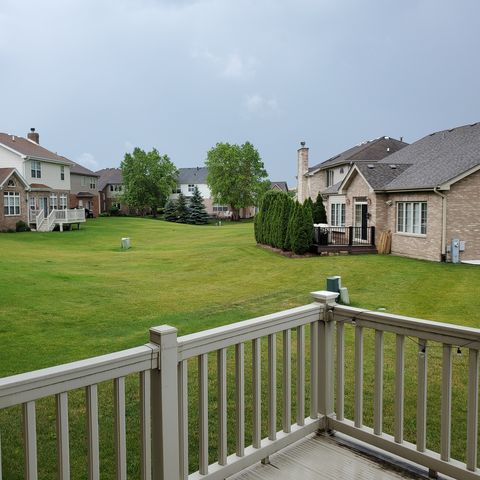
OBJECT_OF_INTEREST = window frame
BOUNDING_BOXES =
[396,201,427,235]
[4,191,20,216]
[59,194,68,210]
[326,169,334,187]
[330,203,346,227]
[188,184,195,193]
[31,160,41,179]
[60,166,65,181]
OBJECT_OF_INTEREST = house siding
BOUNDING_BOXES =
[445,169,480,261]
[70,173,99,216]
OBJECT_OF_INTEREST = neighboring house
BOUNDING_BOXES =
[170,167,255,218]
[270,181,289,193]
[334,122,480,262]
[96,168,128,214]
[70,162,100,216]
[296,136,408,204]
[0,128,86,231]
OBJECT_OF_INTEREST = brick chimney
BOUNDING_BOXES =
[297,141,309,203]
[27,128,39,144]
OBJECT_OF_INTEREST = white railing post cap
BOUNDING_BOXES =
[149,325,178,343]
[310,291,339,305]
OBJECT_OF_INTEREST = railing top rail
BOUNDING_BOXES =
[0,345,158,409]
[177,303,322,360]
[333,304,480,346]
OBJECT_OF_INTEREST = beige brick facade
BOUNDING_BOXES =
[445,168,480,261]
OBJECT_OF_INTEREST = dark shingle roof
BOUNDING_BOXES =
[378,122,480,190]
[70,161,100,177]
[0,133,73,165]
[96,168,123,191]
[355,163,412,190]
[270,181,289,192]
[177,167,208,184]
[322,180,343,195]
[308,137,408,173]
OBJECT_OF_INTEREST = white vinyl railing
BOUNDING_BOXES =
[54,208,86,223]
[0,291,479,479]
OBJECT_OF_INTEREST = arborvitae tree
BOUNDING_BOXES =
[164,199,178,222]
[285,201,299,252]
[313,192,327,224]
[303,198,315,242]
[176,193,189,223]
[281,196,294,250]
[290,203,313,255]
[187,186,209,225]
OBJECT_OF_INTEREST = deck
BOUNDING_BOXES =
[313,225,377,254]
[232,433,422,480]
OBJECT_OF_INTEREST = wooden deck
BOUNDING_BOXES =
[231,433,424,480]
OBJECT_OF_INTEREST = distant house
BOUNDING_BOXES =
[96,168,128,214]
[270,181,289,193]
[0,128,86,231]
[70,162,100,216]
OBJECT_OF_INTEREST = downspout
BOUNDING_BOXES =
[433,187,447,261]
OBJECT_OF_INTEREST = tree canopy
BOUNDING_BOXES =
[206,142,269,220]
[121,147,178,216]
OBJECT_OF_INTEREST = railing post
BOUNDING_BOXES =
[348,226,353,246]
[311,291,339,429]
[371,226,376,246]
[149,326,180,480]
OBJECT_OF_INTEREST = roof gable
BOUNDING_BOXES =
[96,168,123,191]
[177,167,208,184]
[0,167,30,189]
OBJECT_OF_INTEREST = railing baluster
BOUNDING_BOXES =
[417,340,427,452]
[336,321,345,421]
[252,338,261,447]
[374,330,383,435]
[395,334,405,444]
[114,377,127,480]
[441,344,452,461]
[268,334,277,440]
[0,428,2,480]
[309,322,318,419]
[354,325,363,428]
[56,392,70,480]
[178,360,189,478]
[86,385,100,480]
[217,349,227,466]
[467,348,479,471]
[23,401,37,480]
[235,343,245,457]
[282,329,292,433]
[139,370,151,480]
[296,325,305,426]
[199,354,209,474]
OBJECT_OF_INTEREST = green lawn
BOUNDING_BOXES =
[1,217,479,478]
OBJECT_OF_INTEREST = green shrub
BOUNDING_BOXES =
[290,203,313,255]
[15,221,30,232]
[109,205,120,216]
[99,212,110,217]
[164,199,178,222]
[313,192,327,224]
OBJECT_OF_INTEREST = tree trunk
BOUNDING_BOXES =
[231,207,240,221]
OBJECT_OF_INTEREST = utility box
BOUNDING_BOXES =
[326,276,341,293]
[451,239,460,263]
[121,237,131,250]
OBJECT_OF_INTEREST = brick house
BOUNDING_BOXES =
[69,162,100,216]
[97,168,128,214]
[0,168,30,230]
[302,122,480,262]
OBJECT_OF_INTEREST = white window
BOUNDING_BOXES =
[110,184,114,191]
[31,160,41,178]
[213,204,229,212]
[4,192,20,215]
[89,177,96,189]
[327,169,334,187]
[188,184,195,193]
[50,193,58,210]
[397,202,427,235]
[59,194,68,210]
[60,166,65,181]
[172,186,181,194]
[330,203,345,227]
[82,176,87,186]
[29,197,36,210]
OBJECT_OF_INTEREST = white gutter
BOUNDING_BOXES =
[433,187,447,259]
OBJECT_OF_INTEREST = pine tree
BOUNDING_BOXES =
[164,199,178,222]
[313,192,327,224]
[176,193,189,223]
[281,196,293,250]
[187,186,209,225]
[290,203,313,255]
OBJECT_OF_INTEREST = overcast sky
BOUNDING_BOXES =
[1,0,479,186]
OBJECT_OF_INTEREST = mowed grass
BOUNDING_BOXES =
[1,217,480,478]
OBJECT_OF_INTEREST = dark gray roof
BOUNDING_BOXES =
[322,180,343,195]
[270,181,289,192]
[356,163,412,190]
[378,122,480,190]
[308,137,408,173]
[70,161,100,177]
[96,168,123,191]
[177,167,208,184]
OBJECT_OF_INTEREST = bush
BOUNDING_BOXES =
[15,221,30,232]
[99,212,110,217]
[164,199,178,222]
[290,203,313,255]
[109,205,120,216]
[313,192,327,224]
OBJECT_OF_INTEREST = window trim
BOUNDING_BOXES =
[31,160,41,179]
[330,203,345,227]
[326,169,334,187]
[4,191,20,216]
[188,184,195,193]
[60,166,65,181]
[396,201,427,235]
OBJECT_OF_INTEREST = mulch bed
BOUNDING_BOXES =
[256,243,316,258]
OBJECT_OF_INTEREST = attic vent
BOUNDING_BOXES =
[384,136,390,139]
[389,164,397,169]
[367,164,375,169]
